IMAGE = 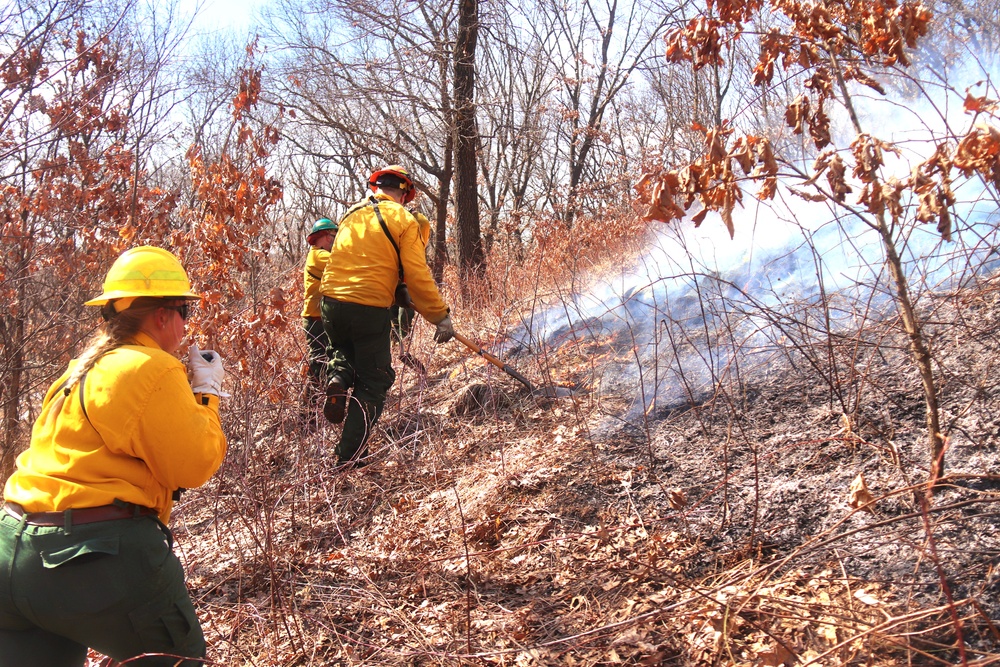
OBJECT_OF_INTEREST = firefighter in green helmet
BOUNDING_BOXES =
[301,217,338,418]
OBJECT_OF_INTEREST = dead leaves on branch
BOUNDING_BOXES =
[851,133,895,183]
[637,118,988,241]
[646,0,1000,244]
[233,66,261,118]
[637,115,995,240]
[857,0,933,67]
[825,151,851,202]
[705,0,766,25]
[669,0,931,82]
[753,30,820,86]
[911,142,956,240]
[175,56,289,403]
[954,121,1000,190]
[786,93,833,149]
[636,125,778,238]
[856,177,905,222]
[655,0,934,237]
[0,26,180,319]
[645,0,936,236]
[665,17,726,70]
[965,91,999,116]
[635,171,686,223]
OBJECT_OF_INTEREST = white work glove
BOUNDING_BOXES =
[433,315,455,344]
[188,344,227,397]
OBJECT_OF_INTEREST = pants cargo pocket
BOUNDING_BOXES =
[127,586,205,661]
[40,537,119,569]
[35,536,124,615]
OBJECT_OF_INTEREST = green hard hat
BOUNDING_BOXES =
[307,217,337,241]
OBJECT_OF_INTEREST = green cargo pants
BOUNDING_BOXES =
[321,297,396,462]
[302,316,330,386]
[0,510,205,666]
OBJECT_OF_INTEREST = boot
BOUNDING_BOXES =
[323,376,348,424]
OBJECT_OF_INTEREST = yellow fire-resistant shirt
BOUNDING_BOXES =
[413,211,431,247]
[320,194,449,324]
[301,245,331,318]
[4,331,227,524]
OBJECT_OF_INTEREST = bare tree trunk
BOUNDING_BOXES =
[1,224,28,481]
[877,216,945,481]
[0,315,25,481]
[434,135,453,282]
[830,52,945,483]
[454,0,484,286]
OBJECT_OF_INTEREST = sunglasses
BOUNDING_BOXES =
[164,304,191,320]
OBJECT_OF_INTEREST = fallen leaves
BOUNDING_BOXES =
[854,588,882,606]
[668,488,687,511]
[676,568,894,666]
[848,473,875,513]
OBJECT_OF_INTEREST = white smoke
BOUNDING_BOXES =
[511,51,1000,419]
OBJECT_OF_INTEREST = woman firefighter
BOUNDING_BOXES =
[0,246,228,666]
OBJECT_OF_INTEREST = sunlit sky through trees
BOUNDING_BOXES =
[179,0,264,36]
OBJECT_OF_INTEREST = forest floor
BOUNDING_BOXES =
[167,279,1000,666]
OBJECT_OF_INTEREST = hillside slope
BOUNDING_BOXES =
[170,284,1000,666]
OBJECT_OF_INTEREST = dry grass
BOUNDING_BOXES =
[121,222,1000,666]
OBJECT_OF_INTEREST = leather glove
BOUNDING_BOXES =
[188,344,227,396]
[433,315,455,344]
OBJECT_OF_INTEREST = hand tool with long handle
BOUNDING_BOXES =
[454,332,535,392]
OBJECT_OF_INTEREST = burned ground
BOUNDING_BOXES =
[169,282,1000,666]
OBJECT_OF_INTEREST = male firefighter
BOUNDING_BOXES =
[319,165,454,465]
[301,217,338,415]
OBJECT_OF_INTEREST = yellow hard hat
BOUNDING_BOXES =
[84,246,200,307]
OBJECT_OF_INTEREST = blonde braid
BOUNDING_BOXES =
[62,298,163,390]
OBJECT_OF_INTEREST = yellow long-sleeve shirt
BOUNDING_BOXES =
[301,245,331,318]
[320,194,449,323]
[4,331,227,524]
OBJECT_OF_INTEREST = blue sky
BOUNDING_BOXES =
[180,0,265,36]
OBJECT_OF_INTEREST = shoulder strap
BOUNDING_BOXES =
[51,371,92,425]
[341,198,370,221]
[77,372,90,423]
[370,197,405,282]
